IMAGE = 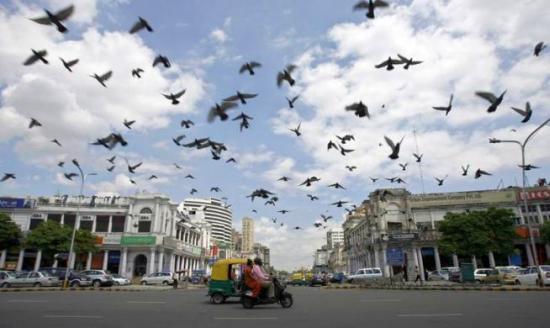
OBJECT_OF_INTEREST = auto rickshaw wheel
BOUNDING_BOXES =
[242,297,255,309]
[211,293,225,304]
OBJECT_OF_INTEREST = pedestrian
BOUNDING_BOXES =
[172,273,178,289]
[414,265,421,284]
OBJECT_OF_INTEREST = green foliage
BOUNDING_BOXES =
[438,208,516,258]
[541,221,550,245]
[0,213,22,250]
[24,220,97,257]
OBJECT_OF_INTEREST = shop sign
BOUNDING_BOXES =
[517,187,550,201]
[389,233,417,241]
[0,198,32,209]
[103,235,121,245]
[121,235,156,246]
[409,190,515,207]
[94,235,104,245]
[386,248,404,265]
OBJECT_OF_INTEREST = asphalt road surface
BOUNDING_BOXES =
[1,287,549,328]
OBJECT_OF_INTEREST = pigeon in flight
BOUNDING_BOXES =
[210,187,221,192]
[399,163,408,171]
[107,166,115,172]
[375,57,403,70]
[534,42,546,56]
[384,135,404,160]
[511,102,533,123]
[208,102,239,122]
[331,200,349,208]
[190,188,198,195]
[127,161,142,174]
[278,210,290,214]
[211,151,221,160]
[353,0,389,19]
[123,119,135,129]
[90,71,113,87]
[299,176,320,187]
[413,153,423,163]
[435,175,448,186]
[345,101,369,118]
[23,49,48,65]
[223,91,258,105]
[173,163,182,169]
[314,222,323,228]
[131,68,144,78]
[64,172,78,181]
[345,165,357,172]
[474,169,492,179]
[232,112,253,131]
[277,64,297,87]
[163,89,186,105]
[339,144,355,156]
[336,134,355,144]
[397,54,422,69]
[294,226,302,230]
[172,135,185,146]
[57,161,64,167]
[328,182,346,190]
[271,218,277,224]
[153,55,170,68]
[107,156,116,164]
[321,214,333,222]
[239,61,262,75]
[247,189,275,201]
[307,194,319,201]
[461,164,470,176]
[290,122,301,136]
[129,178,137,185]
[51,139,62,147]
[129,16,153,34]
[29,118,42,129]
[92,133,127,150]
[370,177,379,183]
[433,94,454,116]
[226,158,237,163]
[148,175,158,180]
[519,164,539,171]
[286,95,300,109]
[327,140,339,151]
[185,174,194,179]
[30,4,74,33]
[180,120,194,128]
[475,90,506,113]
[59,57,78,72]
[1,173,16,182]
[278,176,291,182]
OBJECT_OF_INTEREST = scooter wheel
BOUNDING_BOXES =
[242,296,255,309]
[280,294,293,308]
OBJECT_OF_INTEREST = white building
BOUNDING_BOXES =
[313,246,328,272]
[242,217,254,253]
[0,193,210,280]
[327,228,344,250]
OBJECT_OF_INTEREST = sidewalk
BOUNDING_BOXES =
[0,283,206,293]
[324,282,550,292]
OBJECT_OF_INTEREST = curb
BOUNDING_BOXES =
[323,285,550,292]
[0,287,171,293]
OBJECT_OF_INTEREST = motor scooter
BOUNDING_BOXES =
[241,277,293,309]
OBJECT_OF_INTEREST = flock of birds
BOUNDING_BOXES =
[1,2,549,231]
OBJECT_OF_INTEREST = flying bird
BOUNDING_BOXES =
[299,176,320,187]
[328,182,346,190]
[57,161,64,167]
[345,165,357,172]
[307,194,319,201]
[173,163,182,169]
[129,178,137,185]
[127,161,142,174]
[1,173,16,182]
[107,166,115,172]
[210,187,221,192]
[64,173,78,181]
[185,174,194,179]
[148,175,158,180]
[294,226,302,230]
[90,71,113,87]
[286,95,300,108]
[435,175,448,186]
[223,91,258,105]
[475,90,506,113]
[314,222,323,228]
[271,218,277,223]
[208,102,239,122]
[226,158,237,163]
[92,133,127,150]
[353,0,389,19]
[461,164,470,176]
[51,139,62,147]
[129,16,153,34]
[519,164,539,171]
[23,49,48,65]
[289,122,301,136]
[29,118,42,129]
[475,169,492,179]
[384,135,404,160]
[375,57,402,70]
[534,42,546,56]
[190,188,198,195]
[180,120,194,128]
[370,177,379,183]
[123,119,135,129]
[345,101,369,118]
[153,55,170,68]
[331,200,349,208]
[511,102,533,123]
[327,140,339,151]
[107,156,116,164]
[232,112,253,131]
[321,214,333,222]
[276,64,297,87]
[211,151,221,160]
[239,61,262,75]
[30,4,74,33]
[172,135,185,146]
[59,57,78,72]
[278,210,290,214]
[163,89,186,105]
[278,176,291,181]
[399,163,408,171]
[336,134,355,144]
[339,145,354,156]
[397,54,422,69]
[433,94,454,116]
[413,153,423,163]
[131,68,144,78]
[247,189,275,201]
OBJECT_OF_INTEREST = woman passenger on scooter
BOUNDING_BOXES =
[253,258,273,298]
[243,259,261,298]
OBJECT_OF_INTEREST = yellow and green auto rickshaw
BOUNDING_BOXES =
[207,258,247,304]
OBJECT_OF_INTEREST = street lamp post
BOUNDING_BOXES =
[62,159,96,288]
[490,118,550,270]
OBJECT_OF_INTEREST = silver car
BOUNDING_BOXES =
[79,270,114,287]
[0,271,18,288]
[140,272,173,285]
[9,271,60,287]
[111,274,131,286]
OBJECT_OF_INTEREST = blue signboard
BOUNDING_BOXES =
[386,248,404,265]
[0,198,32,209]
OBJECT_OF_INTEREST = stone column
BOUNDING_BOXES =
[374,247,380,268]
[86,252,92,270]
[488,251,496,268]
[120,248,128,277]
[169,254,175,273]
[417,248,425,281]
[434,246,442,271]
[33,250,42,272]
[471,255,477,270]
[525,243,535,266]
[412,247,419,280]
[148,249,156,275]
[381,244,389,277]
[16,249,24,271]
[452,254,459,268]
[107,216,113,233]
[157,252,164,272]
[0,249,7,269]
[102,250,109,271]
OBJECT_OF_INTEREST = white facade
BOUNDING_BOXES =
[179,198,232,245]
[327,228,344,250]
[242,217,254,253]
[0,193,210,280]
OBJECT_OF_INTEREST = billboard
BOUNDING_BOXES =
[517,187,550,201]
[409,190,515,208]
[121,235,156,246]
[0,198,33,209]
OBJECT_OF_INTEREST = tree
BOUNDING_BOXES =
[24,220,97,259]
[541,221,550,245]
[0,213,22,250]
[438,208,516,258]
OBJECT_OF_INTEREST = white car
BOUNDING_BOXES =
[474,268,493,283]
[516,266,550,286]
[140,272,173,285]
[348,268,383,283]
[111,274,131,286]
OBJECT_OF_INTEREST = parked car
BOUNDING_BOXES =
[330,272,347,284]
[494,267,520,285]
[40,267,71,280]
[111,274,131,286]
[7,271,60,287]
[515,265,550,286]
[427,270,447,281]
[474,268,494,283]
[0,270,18,288]
[79,270,114,287]
[68,273,93,287]
[140,272,173,285]
[347,268,383,283]
[309,273,327,287]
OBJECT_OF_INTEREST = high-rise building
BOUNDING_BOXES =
[242,217,255,253]
[179,198,233,245]
[232,229,242,253]
[327,228,344,250]
[252,242,270,267]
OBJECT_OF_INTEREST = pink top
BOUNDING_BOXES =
[252,265,269,281]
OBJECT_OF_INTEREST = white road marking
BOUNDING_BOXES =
[214,317,278,320]
[127,301,167,304]
[43,315,103,319]
[361,299,402,303]
[7,300,48,303]
[397,313,463,318]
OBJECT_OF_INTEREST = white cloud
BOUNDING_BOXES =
[210,28,227,43]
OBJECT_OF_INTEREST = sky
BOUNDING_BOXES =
[0,0,550,271]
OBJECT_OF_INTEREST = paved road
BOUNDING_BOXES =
[1,287,549,328]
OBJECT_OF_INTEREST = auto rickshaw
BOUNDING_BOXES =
[207,258,247,304]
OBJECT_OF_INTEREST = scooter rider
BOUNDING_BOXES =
[244,259,261,298]
[253,258,273,298]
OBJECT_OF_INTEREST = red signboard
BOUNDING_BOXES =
[517,188,550,201]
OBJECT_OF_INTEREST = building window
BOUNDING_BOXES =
[47,214,61,223]
[140,207,153,214]
[514,217,522,225]
[64,214,76,228]
[95,216,109,232]
[111,216,125,233]
[79,219,93,232]
[138,219,151,233]
[29,218,44,230]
